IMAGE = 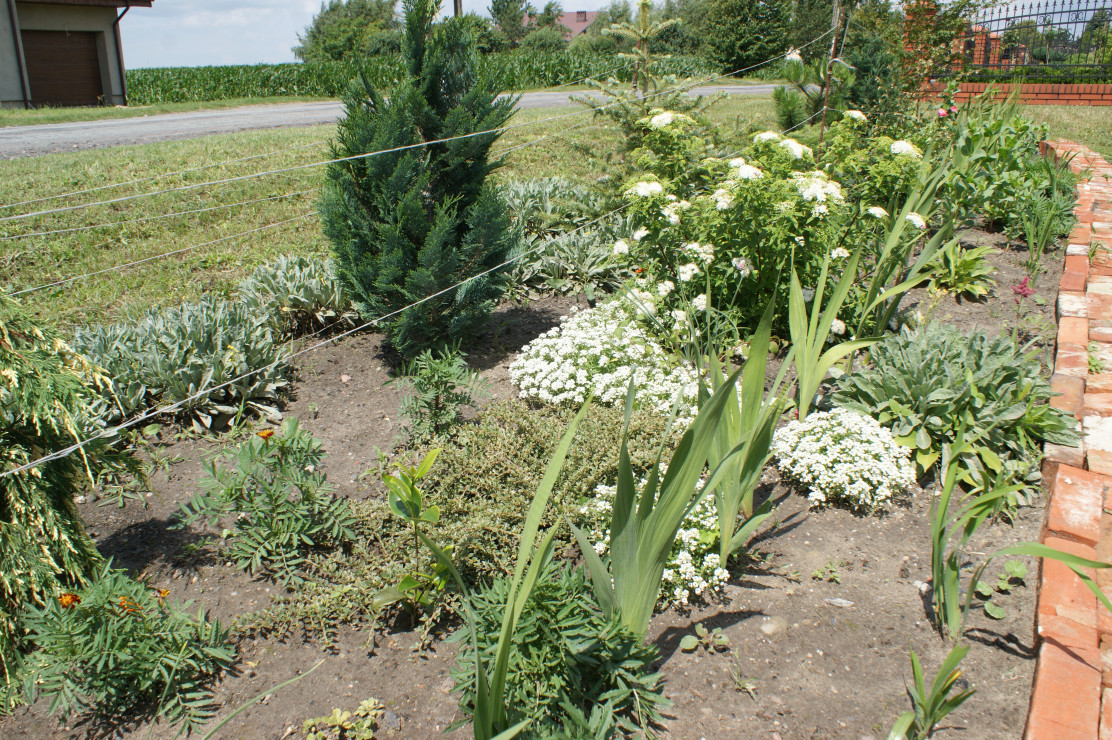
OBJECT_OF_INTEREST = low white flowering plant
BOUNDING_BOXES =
[580,475,728,608]
[772,407,916,512]
[509,296,699,424]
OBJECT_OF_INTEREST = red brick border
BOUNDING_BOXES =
[922,82,1112,107]
[1026,140,1112,739]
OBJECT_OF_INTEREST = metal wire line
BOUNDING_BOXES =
[0,30,834,226]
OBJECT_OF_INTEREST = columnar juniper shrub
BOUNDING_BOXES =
[772,408,916,511]
[321,0,518,357]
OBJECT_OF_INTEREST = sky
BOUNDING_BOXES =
[121,0,609,68]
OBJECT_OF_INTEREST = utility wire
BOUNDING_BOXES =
[0,189,319,242]
[0,206,627,480]
[10,212,316,297]
[0,30,833,226]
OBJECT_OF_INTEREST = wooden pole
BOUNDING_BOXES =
[817,0,842,152]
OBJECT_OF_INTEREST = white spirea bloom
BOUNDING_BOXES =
[732,256,753,276]
[657,280,674,297]
[780,138,812,159]
[662,204,681,225]
[734,164,763,180]
[844,110,867,122]
[812,204,828,218]
[772,408,915,511]
[509,298,699,425]
[785,48,803,62]
[729,157,746,168]
[906,212,927,230]
[671,309,687,326]
[693,294,707,311]
[801,287,815,302]
[678,262,700,281]
[792,171,844,203]
[867,206,889,219]
[713,188,734,210]
[633,228,649,241]
[754,131,781,143]
[649,111,676,128]
[613,240,629,255]
[582,474,727,607]
[794,236,806,248]
[627,181,664,198]
[831,247,850,259]
[890,140,922,158]
[831,318,846,335]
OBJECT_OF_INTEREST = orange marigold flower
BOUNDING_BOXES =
[58,593,80,608]
[257,429,275,440]
[118,596,141,614]
[157,588,170,600]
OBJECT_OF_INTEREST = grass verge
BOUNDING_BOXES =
[0,95,774,328]
[1020,103,1112,160]
[0,97,335,128]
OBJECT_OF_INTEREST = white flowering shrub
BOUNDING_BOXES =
[580,477,728,608]
[509,297,699,424]
[772,408,915,511]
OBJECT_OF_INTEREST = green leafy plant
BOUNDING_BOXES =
[1090,341,1106,375]
[834,323,1079,503]
[373,450,453,622]
[1020,187,1073,283]
[0,293,135,695]
[926,242,997,300]
[176,418,355,586]
[303,698,385,740]
[570,366,752,637]
[888,644,975,740]
[321,0,518,358]
[389,345,489,440]
[451,561,665,738]
[239,254,355,335]
[74,295,290,429]
[19,565,235,734]
[679,622,730,653]
[929,429,1112,641]
[811,559,844,584]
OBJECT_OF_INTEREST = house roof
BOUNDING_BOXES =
[16,1,153,7]
[557,10,597,37]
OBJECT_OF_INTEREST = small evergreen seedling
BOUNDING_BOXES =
[391,345,488,440]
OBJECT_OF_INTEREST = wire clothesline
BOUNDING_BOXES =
[0,29,834,226]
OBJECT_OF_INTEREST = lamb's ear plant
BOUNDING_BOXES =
[700,302,789,562]
[930,427,1112,641]
[570,367,746,637]
[788,243,875,420]
[420,401,591,740]
[888,644,975,740]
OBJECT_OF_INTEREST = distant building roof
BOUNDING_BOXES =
[19,1,154,6]
[557,10,597,37]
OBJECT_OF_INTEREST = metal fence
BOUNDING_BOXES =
[945,0,1112,83]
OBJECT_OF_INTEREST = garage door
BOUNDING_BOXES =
[21,30,104,107]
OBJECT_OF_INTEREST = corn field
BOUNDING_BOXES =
[125,52,717,104]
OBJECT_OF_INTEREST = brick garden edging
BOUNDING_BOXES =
[1025,140,1112,738]
[922,82,1112,106]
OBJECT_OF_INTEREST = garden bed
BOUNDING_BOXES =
[0,239,1063,737]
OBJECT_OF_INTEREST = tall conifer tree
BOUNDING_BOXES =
[322,0,518,357]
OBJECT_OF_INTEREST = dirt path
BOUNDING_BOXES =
[0,85,775,159]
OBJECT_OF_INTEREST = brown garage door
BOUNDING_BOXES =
[21,30,104,107]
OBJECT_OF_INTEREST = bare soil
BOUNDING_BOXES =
[1,243,1062,739]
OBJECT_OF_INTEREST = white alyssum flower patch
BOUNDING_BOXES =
[509,299,699,423]
[772,408,915,511]
[581,476,728,607]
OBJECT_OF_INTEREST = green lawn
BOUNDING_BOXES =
[0,94,775,329]
[0,97,336,128]
[1021,104,1112,161]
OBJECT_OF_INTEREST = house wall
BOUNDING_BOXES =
[2,2,124,107]
[0,1,29,107]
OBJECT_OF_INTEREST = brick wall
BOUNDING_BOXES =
[922,82,1112,106]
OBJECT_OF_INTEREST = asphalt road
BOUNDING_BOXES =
[0,84,774,159]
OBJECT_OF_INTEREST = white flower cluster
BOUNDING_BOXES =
[772,408,916,511]
[581,476,729,607]
[792,171,845,203]
[649,111,676,128]
[779,138,814,159]
[627,180,664,198]
[890,140,922,158]
[753,131,781,143]
[844,110,867,123]
[682,241,715,265]
[867,206,889,219]
[905,212,927,230]
[509,298,699,423]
